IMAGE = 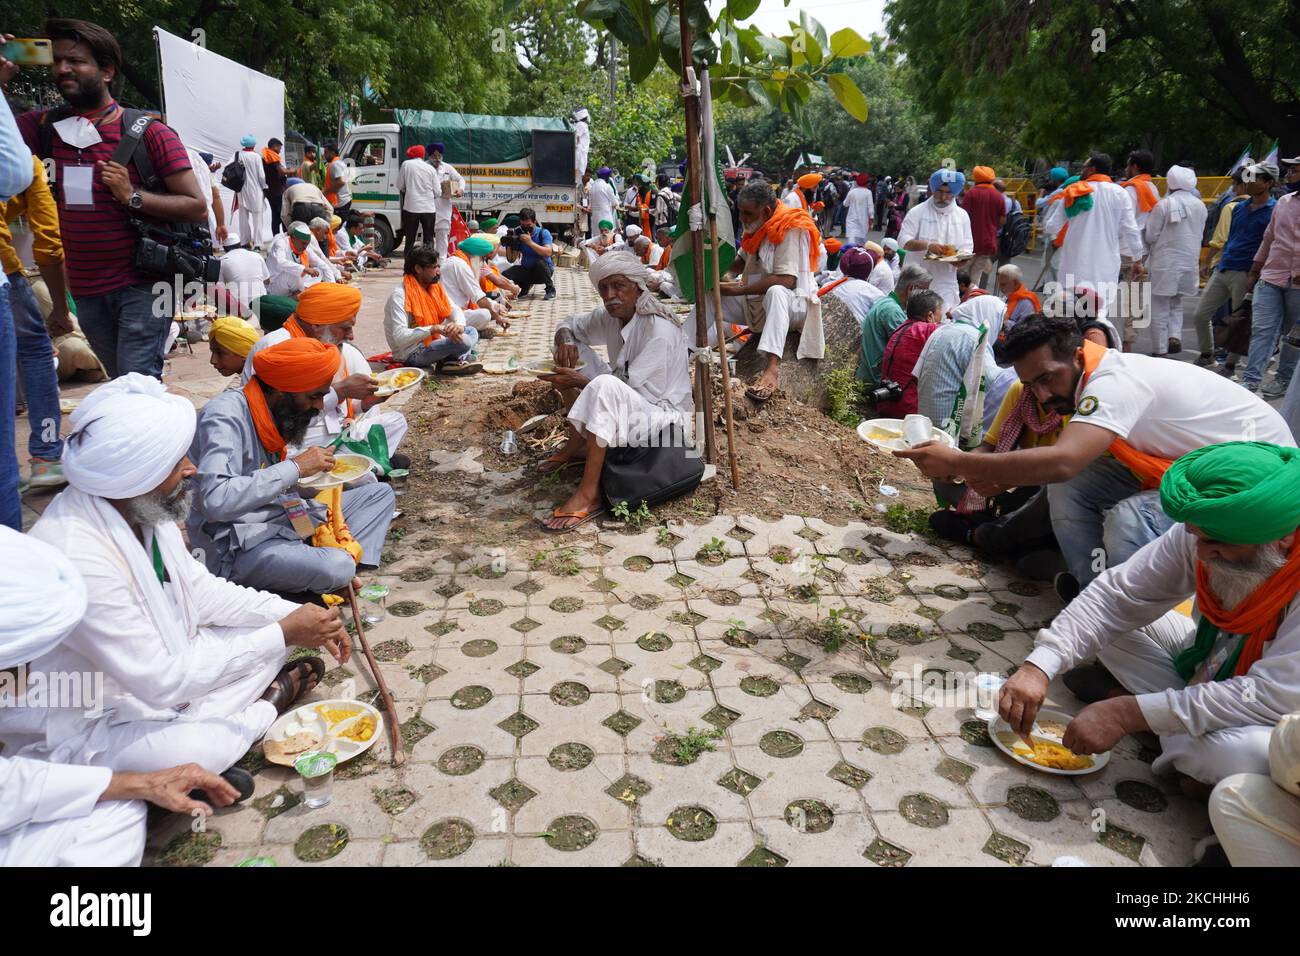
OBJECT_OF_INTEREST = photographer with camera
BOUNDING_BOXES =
[858,262,932,386]
[502,207,556,300]
[7,19,207,380]
[873,289,943,419]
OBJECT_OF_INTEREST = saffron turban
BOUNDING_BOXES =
[972,165,996,184]
[330,215,343,230]
[240,134,256,148]
[797,173,822,190]
[458,236,494,258]
[856,173,869,187]
[597,167,612,179]
[929,168,966,198]
[838,246,878,281]
[0,526,87,668]
[865,240,884,257]
[62,373,196,499]
[296,283,362,325]
[824,237,842,254]
[1160,442,1300,545]
[209,316,260,358]
[406,145,425,159]
[289,221,311,242]
[252,338,342,394]
[598,219,614,230]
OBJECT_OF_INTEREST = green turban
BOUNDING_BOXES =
[458,236,494,258]
[480,217,499,230]
[598,219,614,230]
[1160,442,1300,544]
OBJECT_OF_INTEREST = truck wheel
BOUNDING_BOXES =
[372,217,395,257]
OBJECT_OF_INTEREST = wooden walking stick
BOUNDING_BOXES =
[346,583,406,766]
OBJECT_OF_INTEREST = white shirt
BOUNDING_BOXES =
[1145,190,1208,297]
[825,276,884,317]
[440,254,485,309]
[384,280,466,362]
[397,157,439,213]
[559,306,693,413]
[898,198,974,312]
[1073,348,1296,456]
[1043,179,1143,300]
[867,260,896,295]
[0,755,110,837]
[844,186,873,240]
[1027,524,1300,739]
[236,149,266,205]
[427,160,464,217]
[265,232,335,295]
[218,248,270,310]
[590,179,619,230]
[328,158,351,205]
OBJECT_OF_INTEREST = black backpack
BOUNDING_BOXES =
[221,151,246,192]
[999,208,1032,259]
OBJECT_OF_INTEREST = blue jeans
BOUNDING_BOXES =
[8,274,63,460]
[0,283,20,530]
[74,282,174,379]
[1243,281,1300,388]
[1047,455,1174,585]
[403,325,478,367]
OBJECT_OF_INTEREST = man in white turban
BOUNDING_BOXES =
[1143,165,1207,356]
[5,375,352,784]
[0,526,242,866]
[537,252,693,532]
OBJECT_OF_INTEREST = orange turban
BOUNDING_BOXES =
[972,165,996,184]
[824,237,843,254]
[252,338,341,393]
[295,283,362,326]
[797,173,822,191]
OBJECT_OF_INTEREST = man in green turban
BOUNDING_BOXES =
[581,218,623,260]
[997,441,1300,799]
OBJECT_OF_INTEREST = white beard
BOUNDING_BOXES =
[1203,544,1289,612]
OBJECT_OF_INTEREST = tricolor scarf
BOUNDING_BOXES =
[1079,339,1173,489]
[1121,173,1160,213]
[403,274,453,345]
[740,203,822,273]
[290,239,311,270]
[958,389,1063,512]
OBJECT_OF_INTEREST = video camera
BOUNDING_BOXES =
[133,220,221,285]
[870,379,903,404]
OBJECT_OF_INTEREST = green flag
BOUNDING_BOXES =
[669,71,736,303]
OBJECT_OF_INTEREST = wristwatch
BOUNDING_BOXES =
[127,191,144,210]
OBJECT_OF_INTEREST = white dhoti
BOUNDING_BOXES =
[1209,773,1300,866]
[0,799,146,867]
[706,285,807,358]
[1097,610,1273,784]
[568,374,686,448]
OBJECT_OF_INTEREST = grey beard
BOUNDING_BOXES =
[122,480,194,527]
[1203,544,1288,612]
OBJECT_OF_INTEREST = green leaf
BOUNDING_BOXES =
[608,2,651,46]
[829,27,871,59]
[755,35,789,66]
[827,72,869,122]
[578,0,624,20]
[629,38,660,83]
[691,36,716,67]
[501,0,525,12]
[726,0,762,20]
[799,9,828,50]
[737,26,764,61]
[747,78,775,110]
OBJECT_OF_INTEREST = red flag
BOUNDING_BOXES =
[448,206,471,256]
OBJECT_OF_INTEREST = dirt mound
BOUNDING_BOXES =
[483,380,562,433]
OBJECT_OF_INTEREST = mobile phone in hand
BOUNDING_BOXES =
[2,38,54,66]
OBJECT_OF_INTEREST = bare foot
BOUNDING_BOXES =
[542,486,603,531]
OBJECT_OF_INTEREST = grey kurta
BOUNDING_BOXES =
[188,389,395,593]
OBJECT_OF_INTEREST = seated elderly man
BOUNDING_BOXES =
[310,217,353,274]
[582,219,624,259]
[208,316,260,378]
[193,338,397,594]
[706,179,824,402]
[999,442,1300,796]
[384,245,482,375]
[857,262,932,385]
[7,375,350,789]
[0,526,243,866]
[995,263,1040,337]
[538,251,692,532]
[267,221,337,296]
[441,237,510,337]
[245,284,408,465]
[820,246,886,321]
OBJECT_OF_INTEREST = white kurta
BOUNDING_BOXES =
[440,255,486,310]
[428,161,464,219]
[1042,180,1143,305]
[867,260,896,295]
[0,755,146,866]
[590,180,619,233]
[1026,524,1300,784]
[574,120,590,178]
[1145,190,1208,297]
[898,198,974,313]
[1209,714,1300,866]
[265,232,334,297]
[826,277,885,318]
[186,148,219,246]
[396,158,438,213]
[234,150,270,247]
[843,186,873,243]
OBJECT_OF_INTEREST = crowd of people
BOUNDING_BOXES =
[2,16,1300,868]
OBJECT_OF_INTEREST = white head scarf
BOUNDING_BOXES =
[624,224,643,240]
[0,526,87,668]
[62,373,197,499]
[587,251,678,323]
[1165,165,1197,192]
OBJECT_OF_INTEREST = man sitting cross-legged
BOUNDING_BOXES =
[384,244,483,376]
[190,338,396,594]
[999,442,1300,796]
[5,375,351,786]
[538,251,693,532]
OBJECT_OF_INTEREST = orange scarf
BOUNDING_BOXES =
[1122,173,1159,213]
[639,190,652,237]
[403,273,453,345]
[817,276,850,298]
[1080,340,1173,489]
[290,239,311,270]
[1193,535,1300,678]
[243,377,290,461]
[325,231,339,258]
[1003,285,1041,331]
[281,316,307,338]
[739,203,821,273]
[1053,174,1112,248]
[657,242,672,270]
[262,147,281,165]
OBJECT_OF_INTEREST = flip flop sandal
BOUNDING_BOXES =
[437,361,483,376]
[189,767,256,806]
[745,382,776,402]
[539,507,605,533]
[537,455,585,476]
[264,657,325,713]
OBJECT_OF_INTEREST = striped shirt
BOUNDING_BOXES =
[19,104,192,297]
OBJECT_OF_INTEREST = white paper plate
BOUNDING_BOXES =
[857,418,956,453]
[987,708,1110,776]
[525,359,585,377]
[263,697,384,767]
[298,453,376,491]
[373,367,426,396]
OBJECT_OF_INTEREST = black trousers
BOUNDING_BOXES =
[400,211,437,252]
[504,261,555,295]
[289,201,329,229]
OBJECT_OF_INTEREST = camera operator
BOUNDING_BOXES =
[5,18,207,380]
[502,207,556,300]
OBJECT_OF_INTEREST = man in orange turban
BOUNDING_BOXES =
[243,283,409,468]
[188,337,397,594]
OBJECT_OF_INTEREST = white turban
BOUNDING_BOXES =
[62,373,197,499]
[0,526,87,667]
[587,251,678,323]
[1165,164,1197,193]
[624,224,642,240]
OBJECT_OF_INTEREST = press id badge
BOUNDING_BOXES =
[278,494,316,539]
[63,165,95,208]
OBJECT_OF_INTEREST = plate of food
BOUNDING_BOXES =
[262,697,384,766]
[373,367,425,397]
[59,398,79,415]
[924,244,962,262]
[525,359,585,377]
[298,453,376,490]
[857,418,956,453]
[988,708,1109,776]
